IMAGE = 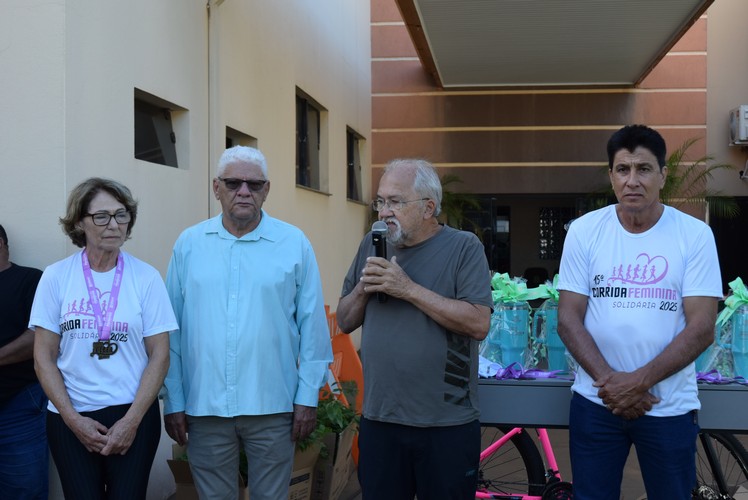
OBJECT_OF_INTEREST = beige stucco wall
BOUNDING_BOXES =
[1,1,371,498]
[706,0,748,196]
[1,0,210,272]
[210,0,372,307]
[2,0,372,300]
[1,1,68,267]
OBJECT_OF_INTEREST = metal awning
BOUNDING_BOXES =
[395,0,713,88]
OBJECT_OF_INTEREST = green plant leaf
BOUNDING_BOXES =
[296,384,360,457]
[439,174,483,235]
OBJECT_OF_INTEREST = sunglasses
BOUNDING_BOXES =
[218,177,267,192]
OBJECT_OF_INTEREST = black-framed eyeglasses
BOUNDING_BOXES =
[86,211,131,226]
[371,198,429,212]
[218,177,267,192]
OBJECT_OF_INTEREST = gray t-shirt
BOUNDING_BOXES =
[342,225,492,427]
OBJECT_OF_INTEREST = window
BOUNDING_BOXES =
[226,127,257,149]
[134,89,184,168]
[461,197,510,273]
[346,128,363,201]
[538,207,575,260]
[296,91,324,190]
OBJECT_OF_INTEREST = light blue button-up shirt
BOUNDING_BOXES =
[162,212,332,417]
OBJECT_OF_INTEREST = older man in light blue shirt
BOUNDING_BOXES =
[162,146,332,500]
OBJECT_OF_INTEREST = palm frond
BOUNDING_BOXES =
[439,174,482,234]
[661,138,740,218]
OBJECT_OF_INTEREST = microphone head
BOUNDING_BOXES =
[371,220,387,235]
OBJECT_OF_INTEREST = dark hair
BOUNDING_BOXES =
[606,125,667,170]
[60,178,138,248]
[0,224,7,246]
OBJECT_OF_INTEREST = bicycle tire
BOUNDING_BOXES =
[477,426,547,496]
[695,431,748,498]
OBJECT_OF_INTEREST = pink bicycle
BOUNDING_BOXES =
[476,426,572,499]
[476,426,748,499]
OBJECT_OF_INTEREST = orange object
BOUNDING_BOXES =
[330,334,363,414]
[327,311,339,337]
[351,434,359,465]
[330,332,364,467]
[323,306,364,465]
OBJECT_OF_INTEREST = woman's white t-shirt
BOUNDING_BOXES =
[30,250,178,413]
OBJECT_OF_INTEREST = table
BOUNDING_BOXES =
[478,378,748,432]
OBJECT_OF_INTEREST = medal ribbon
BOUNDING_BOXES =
[82,251,124,341]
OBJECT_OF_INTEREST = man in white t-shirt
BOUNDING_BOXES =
[557,125,722,499]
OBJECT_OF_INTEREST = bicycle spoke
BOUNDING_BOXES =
[695,432,748,497]
[478,427,546,496]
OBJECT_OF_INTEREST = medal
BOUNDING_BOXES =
[90,340,119,359]
[82,251,124,360]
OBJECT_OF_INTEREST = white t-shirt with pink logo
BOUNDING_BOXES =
[30,250,177,413]
[558,205,722,416]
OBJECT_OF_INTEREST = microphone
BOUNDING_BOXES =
[371,221,388,303]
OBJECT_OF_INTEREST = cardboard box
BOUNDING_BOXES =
[168,443,320,500]
[311,422,357,500]
[289,445,320,500]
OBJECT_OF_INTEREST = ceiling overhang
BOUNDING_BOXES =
[395,0,713,89]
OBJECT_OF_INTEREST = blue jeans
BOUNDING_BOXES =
[569,392,698,500]
[0,383,49,500]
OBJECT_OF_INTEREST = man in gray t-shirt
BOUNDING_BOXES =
[338,158,492,500]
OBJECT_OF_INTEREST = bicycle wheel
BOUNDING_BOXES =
[695,431,748,498]
[477,426,546,496]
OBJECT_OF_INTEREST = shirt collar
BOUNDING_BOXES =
[205,211,277,242]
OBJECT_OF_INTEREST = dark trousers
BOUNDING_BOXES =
[0,383,48,500]
[47,401,161,500]
[358,417,480,500]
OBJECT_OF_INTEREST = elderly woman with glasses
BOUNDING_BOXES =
[30,177,177,499]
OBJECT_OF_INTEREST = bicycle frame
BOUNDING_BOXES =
[477,427,748,499]
[476,427,566,500]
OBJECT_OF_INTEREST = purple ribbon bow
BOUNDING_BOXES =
[697,370,748,386]
[494,362,575,381]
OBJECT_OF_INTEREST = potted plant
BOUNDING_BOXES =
[299,386,359,459]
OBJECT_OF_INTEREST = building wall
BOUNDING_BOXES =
[372,0,710,185]
[1,0,371,498]
[2,0,372,302]
[1,1,68,267]
[705,0,748,286]
[706,0,748,194]
[211,0,373,307]
[371,0,731,279]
